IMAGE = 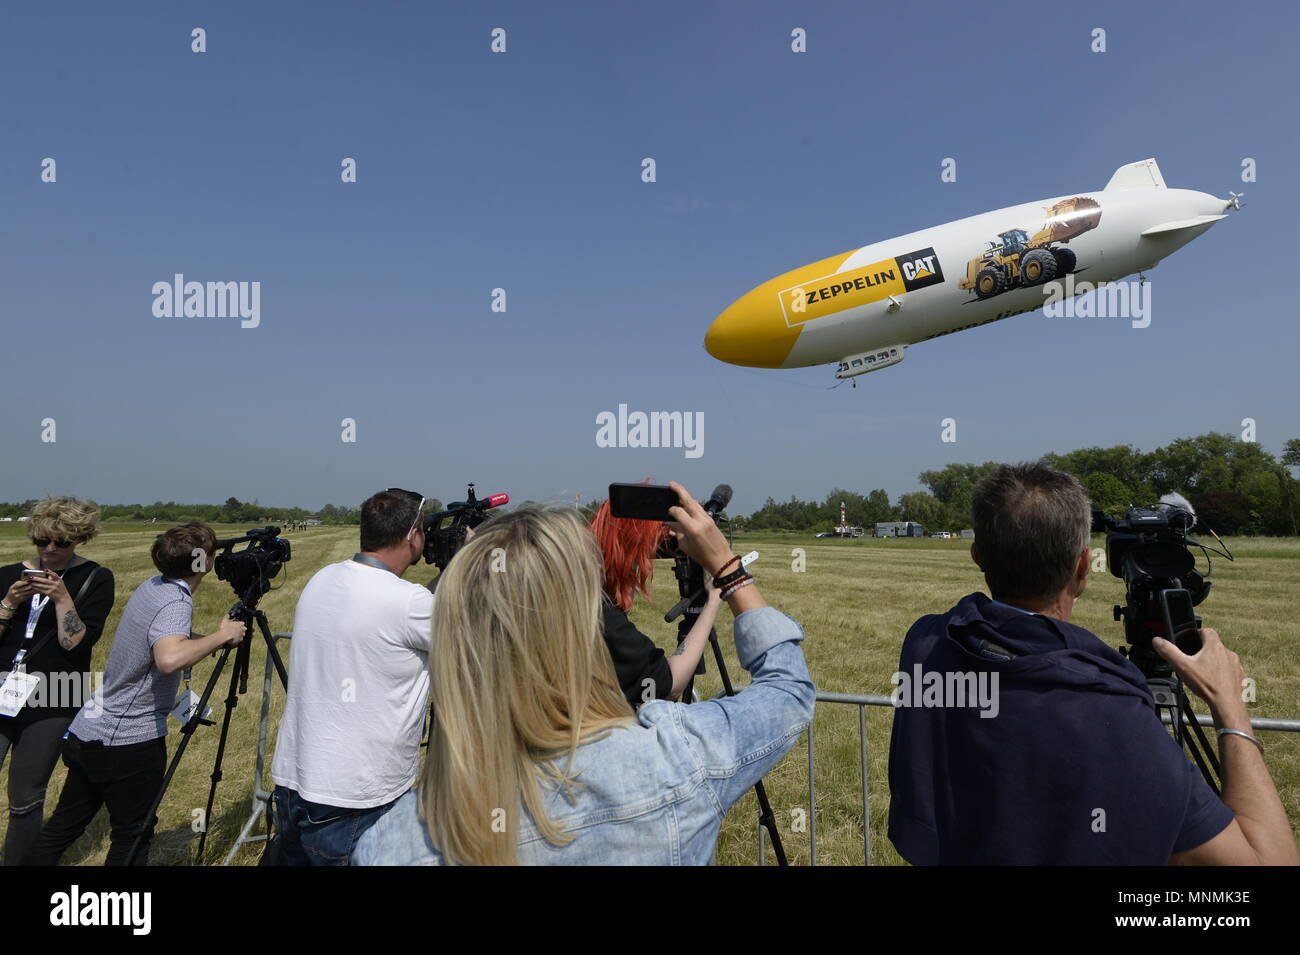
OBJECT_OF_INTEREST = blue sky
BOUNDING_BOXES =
[3,0,1296,514]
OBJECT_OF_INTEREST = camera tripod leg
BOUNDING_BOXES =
[195,624,256,861]
[255,611,289,690]
[704,629,789,867]
[1178,688,1223,793]
[125,642,236,866]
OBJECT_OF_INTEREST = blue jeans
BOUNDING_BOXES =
[272,785,399,866]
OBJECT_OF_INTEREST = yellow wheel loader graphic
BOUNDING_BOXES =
[960,196,1102,300]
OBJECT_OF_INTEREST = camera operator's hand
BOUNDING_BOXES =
[1158,629,1300,866]
[217,615,246,647]
[666,482,731,573]
[1153,628,1247,724]
[667,482,764,614]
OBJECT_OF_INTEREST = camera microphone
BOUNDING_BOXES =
[1158,492,1196,531]
[702,484,732,517]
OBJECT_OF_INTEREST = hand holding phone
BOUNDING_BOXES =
[608,484,679,522]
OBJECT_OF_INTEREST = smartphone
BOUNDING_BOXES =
[1159,588,1202,655]
[21,568,48,578]
[608,483,679,522]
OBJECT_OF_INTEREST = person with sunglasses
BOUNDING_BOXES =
[0,497,115,865]
[269,488,436,865]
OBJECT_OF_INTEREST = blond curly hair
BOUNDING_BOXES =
[28,497,101,545]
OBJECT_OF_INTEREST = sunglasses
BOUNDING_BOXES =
[386,488,426,539]
[32,539,74,549]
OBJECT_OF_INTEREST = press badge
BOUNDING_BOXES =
[170,690,212,725]
[0,671,41,717]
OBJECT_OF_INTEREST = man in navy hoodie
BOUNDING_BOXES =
[888,462,1297,866]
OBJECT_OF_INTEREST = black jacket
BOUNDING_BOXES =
[601,598,672,709]
[0,559,116,722]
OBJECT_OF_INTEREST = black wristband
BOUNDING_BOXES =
[714,566,749,589]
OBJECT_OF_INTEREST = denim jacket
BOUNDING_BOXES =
[353,606,813,865]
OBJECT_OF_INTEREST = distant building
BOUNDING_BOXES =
[960,528,975,539]
[875,521,925,538]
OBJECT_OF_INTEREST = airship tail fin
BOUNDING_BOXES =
[1104,159,1167,191]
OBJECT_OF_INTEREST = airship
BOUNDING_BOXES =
[704,159,1239,379]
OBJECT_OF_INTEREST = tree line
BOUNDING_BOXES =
[4,433,1298,535]
[737,434,1300,536]
[0,496,439,527]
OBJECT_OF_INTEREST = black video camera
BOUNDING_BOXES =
[421,484,509,571]
[1093,496,1232,676]
[213,526,292,599]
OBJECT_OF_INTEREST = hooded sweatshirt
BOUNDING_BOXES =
[888,592,1232,865]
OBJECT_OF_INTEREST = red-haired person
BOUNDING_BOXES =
[588,500,719,708]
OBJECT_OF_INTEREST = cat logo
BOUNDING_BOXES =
[896,247,945,292]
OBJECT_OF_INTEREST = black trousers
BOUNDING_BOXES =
[25,734,165,866]
[0,715,74,865]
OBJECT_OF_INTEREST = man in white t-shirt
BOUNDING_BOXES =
[270,488,434,865]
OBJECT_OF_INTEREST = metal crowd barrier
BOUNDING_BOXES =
[223,631,292,865]
[758,692,1300,867]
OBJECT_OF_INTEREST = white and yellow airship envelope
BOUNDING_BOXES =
[705,159,1236,378]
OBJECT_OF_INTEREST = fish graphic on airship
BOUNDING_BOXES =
[705,159,1239,379]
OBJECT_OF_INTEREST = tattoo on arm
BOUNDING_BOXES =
[59,610,86,649]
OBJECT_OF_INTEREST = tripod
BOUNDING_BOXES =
[1122,637,1222,793]
[665,548,789,866]
[1149,676,1222,792]
[126,580,289,865]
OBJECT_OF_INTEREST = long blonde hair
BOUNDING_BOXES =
[420,505,634,865]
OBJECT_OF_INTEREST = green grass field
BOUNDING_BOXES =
[2,523,1297,865]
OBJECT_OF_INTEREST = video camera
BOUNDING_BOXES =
[1093,494,1233,677]
[421,484,509,571]
[213,526,292,600]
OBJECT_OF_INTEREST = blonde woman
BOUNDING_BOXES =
[0,497,114,865]
[354,482,814,865]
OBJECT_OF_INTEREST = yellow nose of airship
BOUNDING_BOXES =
[705,283,803,369]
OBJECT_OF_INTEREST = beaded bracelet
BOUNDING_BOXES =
[721,575,755,601]
[711,555,741,579]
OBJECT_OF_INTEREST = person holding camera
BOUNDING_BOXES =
[26,523,243,865]
[353,482,815,866]
[0,497,115,865]
[588,498,719,708]
[887,462,1298,865]
[270,489,434,865]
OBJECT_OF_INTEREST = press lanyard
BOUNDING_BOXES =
[13,561,70,671]
[352,553,395,573]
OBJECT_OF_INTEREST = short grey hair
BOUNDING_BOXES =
[971,462,1091,602]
